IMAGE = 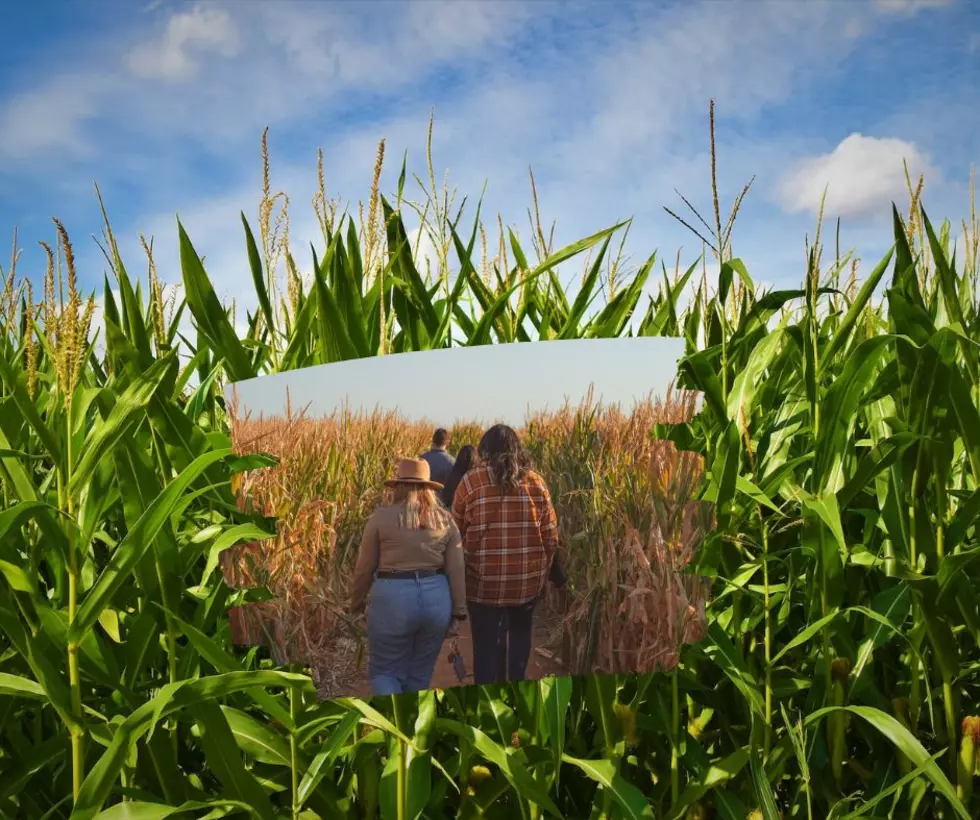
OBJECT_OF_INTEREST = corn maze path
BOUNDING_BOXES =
[335,608,566,698]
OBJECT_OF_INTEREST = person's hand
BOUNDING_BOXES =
[349,607,366,629]
[548,552,567,589]
[446,615,464,638]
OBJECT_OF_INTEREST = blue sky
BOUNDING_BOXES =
[0,0,977,338]
[226,337,687,425]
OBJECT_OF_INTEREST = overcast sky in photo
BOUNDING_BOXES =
[225,337,687,425]
[1,0,976,345]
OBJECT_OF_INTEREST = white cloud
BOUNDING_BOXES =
[0,2,529,171]
[554,2,841,169]
[0,1,866,178]
[0,74,115,160]
[873,0,953,14]
[776,134,937,219]
[402,2,532,59]
[257,0,528,83]
[4,0,975,323]
[125,5,241,81]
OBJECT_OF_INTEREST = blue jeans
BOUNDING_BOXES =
[366,575,451,695]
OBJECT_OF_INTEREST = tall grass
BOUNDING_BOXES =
[0,105,978,819]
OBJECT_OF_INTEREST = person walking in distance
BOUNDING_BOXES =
[439,444,478,509]
[350,458,468,695]
[451,424,564,684]
[420,428,455,487]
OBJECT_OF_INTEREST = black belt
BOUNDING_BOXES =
[376,569,444,580]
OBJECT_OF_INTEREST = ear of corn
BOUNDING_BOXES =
[0,112,978,819]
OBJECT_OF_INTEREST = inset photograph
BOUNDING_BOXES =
[223,338,712,700]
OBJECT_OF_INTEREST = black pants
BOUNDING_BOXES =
[468,599,536,685]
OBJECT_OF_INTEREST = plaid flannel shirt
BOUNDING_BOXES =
[451,464,560,606]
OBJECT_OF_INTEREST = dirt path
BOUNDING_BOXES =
[320,608,566,700]
[428,608,565,689]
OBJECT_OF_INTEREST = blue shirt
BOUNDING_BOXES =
[420,448,455,486]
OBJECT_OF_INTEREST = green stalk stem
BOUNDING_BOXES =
[829,682,845,789]
[153,558,179,687]
[805,766,814,820]
[671,669,681,806]
[943,679,957,778]
[909,460,920,571]
[391,694,409,820]
[529,684,543,820]
[458,737,472,813]
[935,477,946,562]
[908,460,924,735]
[819,528,831,698]
[760,517,772,757]
[290,686,300,820]
[909,651,922,734]
[720,323,728,400]
[149,437,181,760]
[807,332,833,702]
[61,426,84,803]
[595,684,617,820]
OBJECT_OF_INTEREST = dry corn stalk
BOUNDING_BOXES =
[223,381,710,688]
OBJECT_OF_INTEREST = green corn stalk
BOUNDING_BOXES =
[0,115,978,820]
[827,657,851,789]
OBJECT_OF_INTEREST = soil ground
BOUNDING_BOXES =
[314,606,567,700]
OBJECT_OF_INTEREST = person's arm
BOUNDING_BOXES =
[350,513,381,614]
[536,474,560,562]
[443,521,468,617]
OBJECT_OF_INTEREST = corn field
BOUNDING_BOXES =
[0,114,979,819]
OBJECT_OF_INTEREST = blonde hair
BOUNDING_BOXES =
[389,483,452,532]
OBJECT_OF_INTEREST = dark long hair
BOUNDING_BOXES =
[440,445,478,508]
[478,424,530,493]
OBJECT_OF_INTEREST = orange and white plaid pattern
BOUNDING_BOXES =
[451,464,560,606]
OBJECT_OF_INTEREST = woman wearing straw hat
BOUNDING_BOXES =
[350,457,468,695]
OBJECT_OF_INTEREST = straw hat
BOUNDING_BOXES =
[385,457,444,490]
